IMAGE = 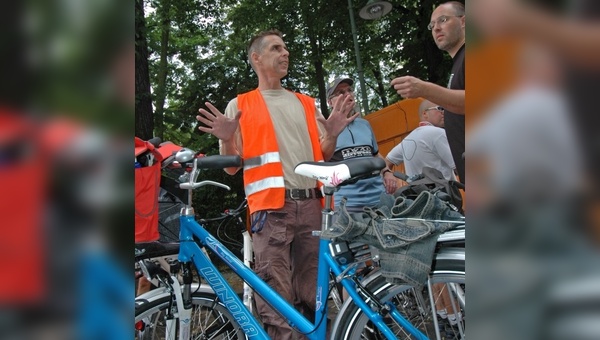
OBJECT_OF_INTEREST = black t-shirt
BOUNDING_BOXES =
[568,0,600,192]
[444,44,465,185]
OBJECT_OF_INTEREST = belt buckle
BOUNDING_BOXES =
[290,189,302,200]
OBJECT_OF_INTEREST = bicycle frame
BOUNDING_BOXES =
[157,153,436,339]
[177,192,429,340]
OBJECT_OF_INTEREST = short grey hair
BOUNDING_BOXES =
[418,99,435,119]
[247,29,283,70]
[440,1,465,16]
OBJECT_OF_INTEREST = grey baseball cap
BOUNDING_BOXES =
[326,77,354,98]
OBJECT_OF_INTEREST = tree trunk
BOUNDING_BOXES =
[372,64,388,110]
[135,0,154,140]
[154,0,171,141]
[301,6,328,118]
[314,58,328,118]
[309,35,328,118]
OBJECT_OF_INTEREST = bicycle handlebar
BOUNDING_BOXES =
[179,154,244,212]
[393,171,409,181]
[194,155,242,169]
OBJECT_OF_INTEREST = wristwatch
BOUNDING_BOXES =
[381,168,392,176]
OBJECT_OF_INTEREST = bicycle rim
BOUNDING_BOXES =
[135,292,248,340]
[332,269,465,340]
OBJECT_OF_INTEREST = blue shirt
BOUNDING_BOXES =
[330,118,384,209]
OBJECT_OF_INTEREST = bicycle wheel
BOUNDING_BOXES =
[135,291,248,340]
[332,248,465,340]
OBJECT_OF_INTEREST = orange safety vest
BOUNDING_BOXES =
[238,89,323,214]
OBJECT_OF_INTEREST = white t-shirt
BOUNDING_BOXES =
[386,125,456,180]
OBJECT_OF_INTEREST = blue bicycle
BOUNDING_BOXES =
[134,151,465,339]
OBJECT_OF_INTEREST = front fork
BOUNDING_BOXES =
[242,231,254,312]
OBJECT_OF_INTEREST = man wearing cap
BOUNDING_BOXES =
[326,77,397,212]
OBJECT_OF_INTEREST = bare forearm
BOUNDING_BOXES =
[219,138,242,175]
[384,158,395,171]
[423,83,465,114]
[379,154,398,194]
[518,7,600,69]
[320,135,337,161]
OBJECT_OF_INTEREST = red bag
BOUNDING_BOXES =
[155,141,182,164]
[135,137,164,243]
[0,112,46,302]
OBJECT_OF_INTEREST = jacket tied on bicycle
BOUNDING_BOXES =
[238,89,324,214]
[324,190,464,287]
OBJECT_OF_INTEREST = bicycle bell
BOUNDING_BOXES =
[175,148,195,164]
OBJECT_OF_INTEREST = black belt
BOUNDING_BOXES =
[285,188,323,200]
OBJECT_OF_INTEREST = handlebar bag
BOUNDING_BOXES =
[135,137,164,242]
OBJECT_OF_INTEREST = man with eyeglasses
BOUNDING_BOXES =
[385,99,457,181]
[390,1,465,185]
[325,77,397,212]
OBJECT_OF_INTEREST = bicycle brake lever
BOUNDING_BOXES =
[180,180,231,191]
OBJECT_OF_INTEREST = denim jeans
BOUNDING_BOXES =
[324,191,463,286]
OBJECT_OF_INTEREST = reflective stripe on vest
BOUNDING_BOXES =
[245,176,285,196]
[243,152,281,170]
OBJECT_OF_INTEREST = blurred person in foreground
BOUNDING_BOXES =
[468,2,600,338]
[0,49,133,339]
[385,99,456,182]
[326,77,396,211]
[390,1,465,185]
[196,30,357,339]
[464,0,600,338]
[0,0,133,338]
[471,0,600,237]
[467,34,600,339]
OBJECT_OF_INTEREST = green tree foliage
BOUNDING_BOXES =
[137,0,458,242]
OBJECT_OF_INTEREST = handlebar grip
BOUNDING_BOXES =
[393,171,408,181]
[195,155,242,169]
[148,137,162,148]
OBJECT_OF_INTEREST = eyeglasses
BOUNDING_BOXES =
[427,15,463,30]
[330,88,354,98]
[424,106,444,112]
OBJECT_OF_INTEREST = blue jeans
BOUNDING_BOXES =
[325,191,463,286]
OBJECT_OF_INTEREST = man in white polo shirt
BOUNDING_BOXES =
[385,99,456,181]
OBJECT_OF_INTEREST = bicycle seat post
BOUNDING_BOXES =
[319,186,337,235]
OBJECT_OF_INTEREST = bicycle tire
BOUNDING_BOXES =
[135,291,248,340]
[331,248,465,340]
